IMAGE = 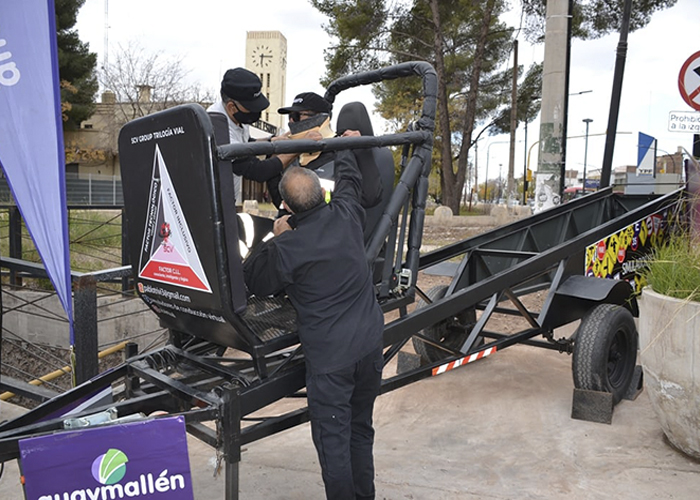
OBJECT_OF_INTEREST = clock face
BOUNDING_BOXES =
[252,45,273,68]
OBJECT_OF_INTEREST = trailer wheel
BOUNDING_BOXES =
[572,304,638,404]
[412,285,478,363]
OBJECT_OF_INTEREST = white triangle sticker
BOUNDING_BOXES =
[138,144,212,293]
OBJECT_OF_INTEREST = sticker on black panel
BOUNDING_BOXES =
[138,144,212,293]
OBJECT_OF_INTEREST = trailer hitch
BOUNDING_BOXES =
[63,407,146,429]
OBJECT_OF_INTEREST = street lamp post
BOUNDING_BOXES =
[486,141,509,203]
[522,120,528,205]
[484,155,489,202]
[582,118,593,193]
[498,164,503,201]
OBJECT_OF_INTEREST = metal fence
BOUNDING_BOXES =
[0,259,167,404]
[0,173,124,206]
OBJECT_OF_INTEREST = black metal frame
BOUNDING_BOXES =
[0,61,438,499]
[380,187,684,393]
[0,58,688,500]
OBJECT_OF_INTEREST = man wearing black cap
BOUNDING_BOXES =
[278,92,332,125]
[261,92,336,211]
[278,92,334,169]
[207,67,297,205]
[276,92,384,216]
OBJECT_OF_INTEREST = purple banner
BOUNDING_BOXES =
[19,416,194,500]
[0,0,73,338]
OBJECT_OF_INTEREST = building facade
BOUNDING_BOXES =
[57,32,289,204]
[245,31,287,131]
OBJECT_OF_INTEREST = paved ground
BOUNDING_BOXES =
[2,339,699,499]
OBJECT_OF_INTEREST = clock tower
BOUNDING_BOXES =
[245,31,287,131]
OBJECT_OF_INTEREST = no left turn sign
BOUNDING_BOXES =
[679,50,700,111]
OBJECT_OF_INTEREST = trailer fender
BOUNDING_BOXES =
[543,275,638,331]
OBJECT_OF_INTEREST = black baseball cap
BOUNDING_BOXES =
[221,68,270,113]
[278,92,332,115]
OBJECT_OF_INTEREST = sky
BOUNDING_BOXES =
[75,0,700,184]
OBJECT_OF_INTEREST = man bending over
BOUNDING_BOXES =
[243,146,384,500]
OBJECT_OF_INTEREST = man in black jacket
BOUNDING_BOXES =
[243,147,384,500]
[207,67,298,206]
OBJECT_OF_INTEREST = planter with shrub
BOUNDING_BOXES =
[639,234,700,459]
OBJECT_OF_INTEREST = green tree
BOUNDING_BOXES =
[312,0,516,214]
[489,62,542,136]
[312,0,678,212]
[56,0,98,130]
[521,0,678,41]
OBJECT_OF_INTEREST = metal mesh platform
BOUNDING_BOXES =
[242,295,298,343]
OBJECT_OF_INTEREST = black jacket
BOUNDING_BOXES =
[209,111,284,205]
[243,150,384,374]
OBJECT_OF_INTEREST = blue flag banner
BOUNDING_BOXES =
[636,132,656,176]
[0,0,74,338]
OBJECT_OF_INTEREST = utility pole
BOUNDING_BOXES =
[507,40,518,206]
[103,0,109,68]
[535,0,571,212]
[600,0,633,188]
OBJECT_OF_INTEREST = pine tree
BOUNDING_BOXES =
[55,0,98,130]
[312,0,514,213]
[521,0,678,41]
[312,0,678,212]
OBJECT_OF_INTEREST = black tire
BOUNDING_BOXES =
[572,304,638,404]
[411,285,479,363]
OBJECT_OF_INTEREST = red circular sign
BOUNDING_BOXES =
[596,241,606,261]
[678,50,700,112]
[617,246,626,264]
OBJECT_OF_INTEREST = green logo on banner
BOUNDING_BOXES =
[92,448,128,485]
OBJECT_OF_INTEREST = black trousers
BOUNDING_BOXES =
[306,347,383,500]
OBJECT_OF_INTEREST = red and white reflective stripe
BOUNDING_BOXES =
[431,346,497,376]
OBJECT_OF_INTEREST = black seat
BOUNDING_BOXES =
[118,104,298,360]
[335,102,396,284]
[335,101,395,242]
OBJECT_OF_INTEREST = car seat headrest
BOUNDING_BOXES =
[336,102,374,137]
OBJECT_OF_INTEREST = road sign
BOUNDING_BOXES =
[678,50,700,111]
[668,110,700,133]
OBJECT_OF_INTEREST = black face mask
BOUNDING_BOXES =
[288,112,329,135]
[233,110,261,125]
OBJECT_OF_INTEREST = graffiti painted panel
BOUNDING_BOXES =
[585,208,677,293]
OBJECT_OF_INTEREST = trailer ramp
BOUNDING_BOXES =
[382,187,684,423]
